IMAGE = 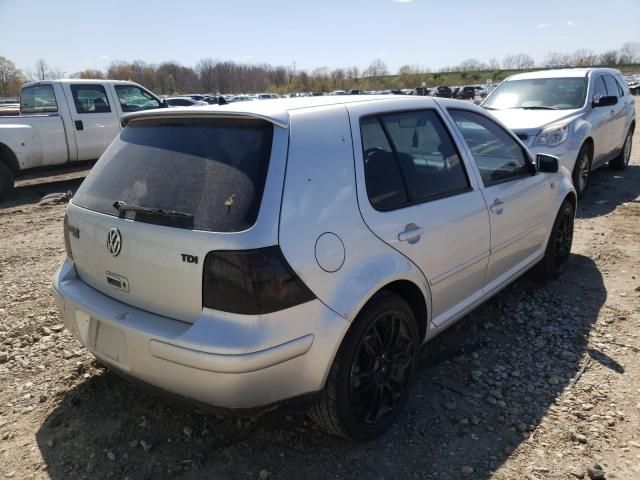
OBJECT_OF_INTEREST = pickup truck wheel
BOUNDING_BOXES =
[572,144,592,199]
[537,200,574,279]
[0,162,15,202]
[309,292,419,440]
[609,129,633,171]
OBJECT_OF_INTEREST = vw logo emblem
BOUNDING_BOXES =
[106,228,122,257]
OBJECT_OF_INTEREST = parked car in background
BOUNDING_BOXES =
[227,94,255,102]
[349,89,364,95]
[433,86,453,98]
[329,90,347,95]
[0,79,165,200]
[414,86,431,96]
[165,97,208,107]
[482,68,636,197]
[627,76,640,95]
[457,86,476,100]
[53,95,575,440]
[184,94,207,101]
[256,93,279,100]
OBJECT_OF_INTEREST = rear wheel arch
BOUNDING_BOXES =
[0,142,19,173]
[378,280,429,343]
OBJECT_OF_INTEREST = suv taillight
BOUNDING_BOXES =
[63,213,73,260]
[203,246,315,315]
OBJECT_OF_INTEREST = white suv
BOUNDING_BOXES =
[482,68,635,197]
[53,96,575,439]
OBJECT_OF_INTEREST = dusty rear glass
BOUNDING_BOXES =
[72,117,274,232]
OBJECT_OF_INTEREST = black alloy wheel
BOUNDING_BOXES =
[349,310,415,427]
[310,292,420,440]
[537,199,575,279]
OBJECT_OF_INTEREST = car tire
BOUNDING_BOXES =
[0,162,15,202]
[309,291,420,440]
[572,143,592,199]
[609,128,633,171]
[537,199,574,279]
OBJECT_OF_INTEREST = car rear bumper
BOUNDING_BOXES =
[52,259,349,409]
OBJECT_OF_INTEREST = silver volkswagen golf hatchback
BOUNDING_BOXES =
[53,96,576,439]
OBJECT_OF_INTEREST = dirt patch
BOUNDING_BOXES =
[1,103,639,479]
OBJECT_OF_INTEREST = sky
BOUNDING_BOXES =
[1,0,639,75]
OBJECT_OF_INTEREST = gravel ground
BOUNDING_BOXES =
[1,105,639,480]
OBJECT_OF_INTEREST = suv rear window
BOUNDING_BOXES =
[73,117,274,232]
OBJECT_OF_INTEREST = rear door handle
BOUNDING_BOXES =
[75,120,84,131]
[490,198,504,214]
[398,224,424,243]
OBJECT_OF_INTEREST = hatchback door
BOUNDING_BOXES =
[66,115,285,323]
[447,108,553,294]
[350,105,491,327]
[61,83,121,161]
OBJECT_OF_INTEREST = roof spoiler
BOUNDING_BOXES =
[121,109,289,129]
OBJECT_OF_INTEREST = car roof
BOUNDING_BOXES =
[23,79,142,87]
[123,95,458,128]
[506,67,622,81]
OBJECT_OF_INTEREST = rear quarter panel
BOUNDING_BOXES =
[278,105,432,326]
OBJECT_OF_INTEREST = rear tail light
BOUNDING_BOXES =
[63,213,73,260]
[203,246,315,315]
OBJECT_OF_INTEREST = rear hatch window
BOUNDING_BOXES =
[73,117,274,232]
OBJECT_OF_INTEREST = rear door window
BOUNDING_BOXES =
[360,116,409,210]
[360,110,470,210]
[72,117,274,232]
[71,84,111,113]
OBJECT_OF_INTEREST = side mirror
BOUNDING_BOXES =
[592,95,618,108]
[160,99,169,108]
[536,154,559,173]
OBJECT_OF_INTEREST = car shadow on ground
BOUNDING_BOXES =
[577,164,640,219]
[0,177,85,210]
[36,253,605,480]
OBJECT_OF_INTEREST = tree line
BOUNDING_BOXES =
[1,41,639,98]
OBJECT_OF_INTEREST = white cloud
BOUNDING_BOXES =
[392,0,413,3]
[83,60,93,64]
[566,20,575,26]
[99,55,110,60]
[536,23,550,29]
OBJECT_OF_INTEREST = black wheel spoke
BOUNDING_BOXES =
[383,315,399,350]
[362,335,379,357]
[364,385,383,423]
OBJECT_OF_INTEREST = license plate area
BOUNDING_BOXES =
[88,318,129,369]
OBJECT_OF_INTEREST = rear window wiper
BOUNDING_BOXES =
[112,200,193,219]
[519,106,559,110]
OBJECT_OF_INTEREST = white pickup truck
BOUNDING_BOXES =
[0,79,166,200]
